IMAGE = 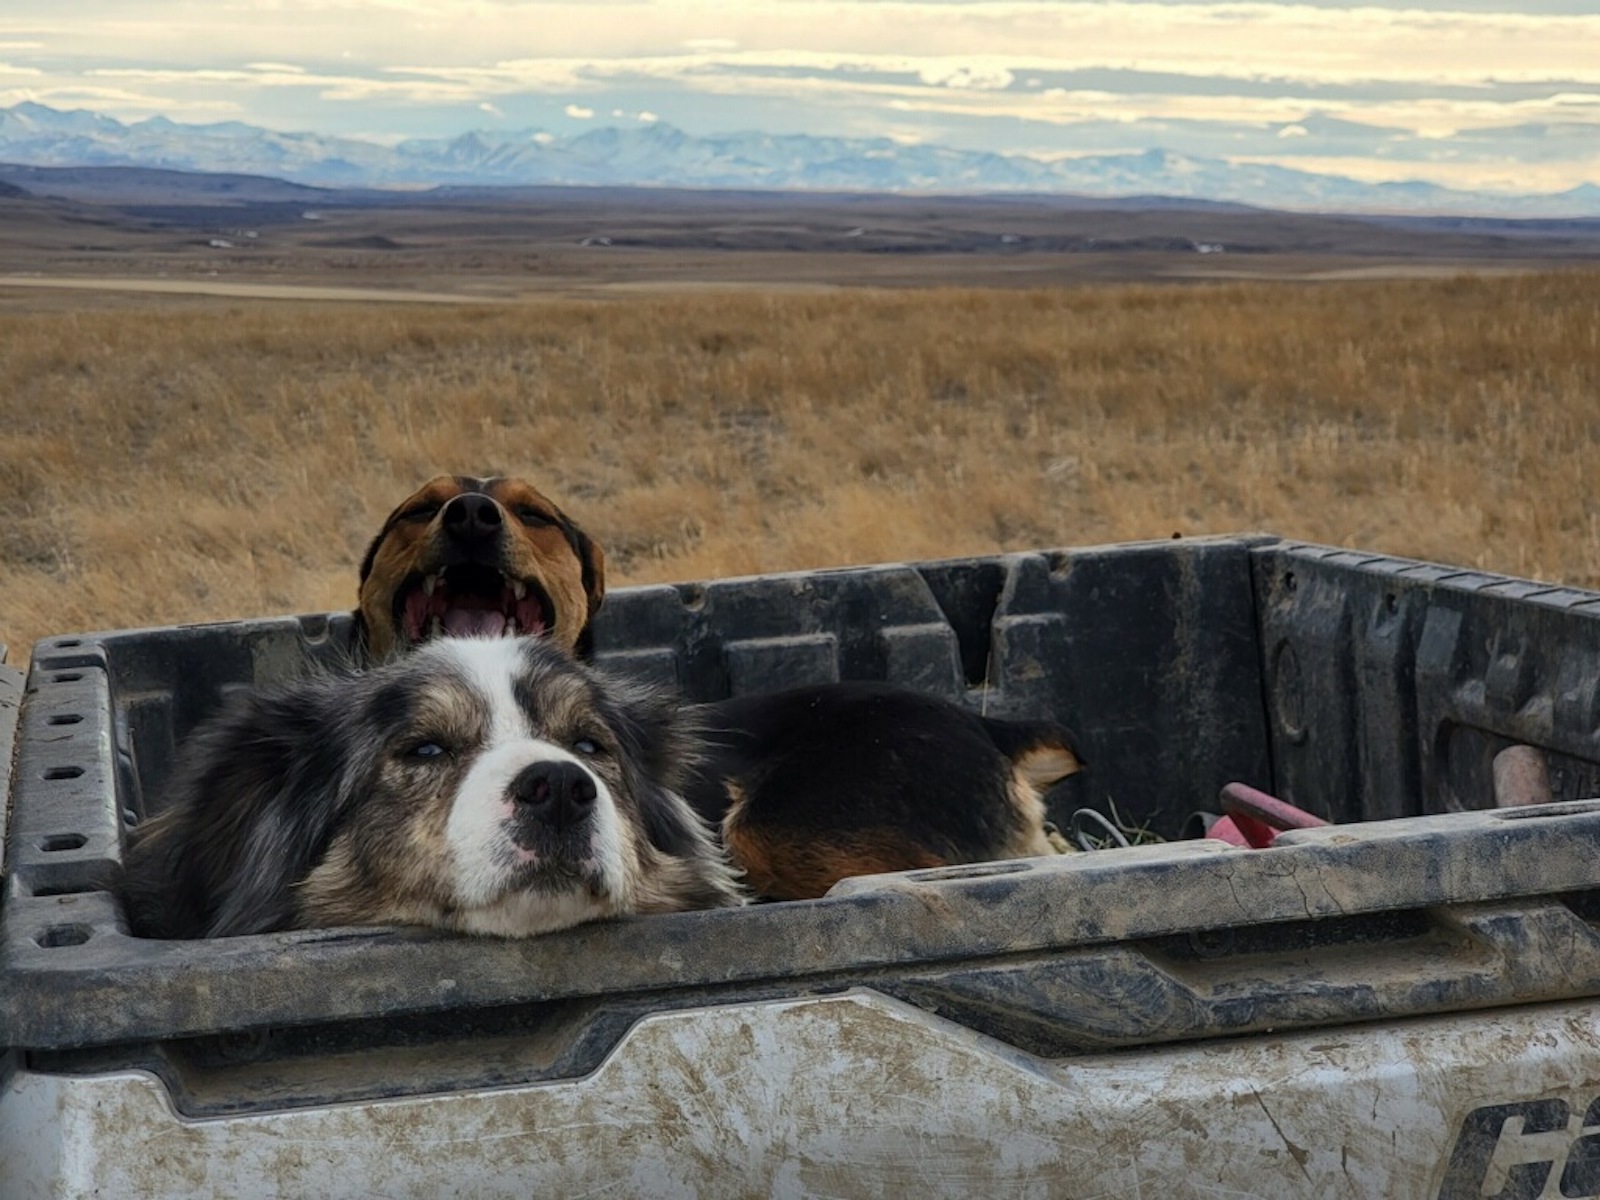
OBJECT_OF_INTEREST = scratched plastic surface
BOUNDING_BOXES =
[7,534,1600,1196]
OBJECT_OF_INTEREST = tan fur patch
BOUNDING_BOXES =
[999,769,1061,860]
[1006,740,1083,858]
[294,731,472,929]
[722,782,947,900]
[1012,744,1083,790]
[1043,824,1076,854]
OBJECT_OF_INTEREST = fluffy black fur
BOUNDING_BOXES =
[119,678,341,938]
[686,684,1070,852]
[681,682,1085,899]
[119,639,737,939]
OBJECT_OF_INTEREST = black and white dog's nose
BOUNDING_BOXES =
[509,761,597,830]
[441,492,504,545]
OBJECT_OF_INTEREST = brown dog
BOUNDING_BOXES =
[357,475,1084,902]
[357,475,605,661]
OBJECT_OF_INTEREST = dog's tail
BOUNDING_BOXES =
[979,717,1086,791]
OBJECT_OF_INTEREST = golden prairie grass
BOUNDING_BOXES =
[2,271,1598,664]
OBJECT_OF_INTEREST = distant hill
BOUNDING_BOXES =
[0,162,333,205]
[2,101,1597,219]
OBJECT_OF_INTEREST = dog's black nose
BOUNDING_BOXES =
[509,761,597,830]
[441,492,504,545]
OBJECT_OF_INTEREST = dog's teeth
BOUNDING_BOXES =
[511,580,527,600]
[430,616,443,637]
[422,574,438,596]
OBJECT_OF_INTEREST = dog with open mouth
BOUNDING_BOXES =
[356,475,605,661]
[353,475,1086,904]
[119,636,743,939]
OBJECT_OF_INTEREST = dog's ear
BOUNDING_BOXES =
[597,676,689,787]
[357,528,386,592]
[120,681,354,938]
[357,488,420,591]
[559,517,606,615]
[556,515,606,659]
[352,544,382,662]
[594,676,744,909]
[575,524,607,618]
[592,676,713,858]
[353,498,412,657]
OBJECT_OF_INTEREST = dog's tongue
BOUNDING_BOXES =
[443,606,507,637]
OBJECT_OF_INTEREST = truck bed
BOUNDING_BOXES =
[6,534,1600,1197]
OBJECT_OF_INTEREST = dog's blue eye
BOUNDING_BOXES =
[409,742,447,759]
[572,738,600,756]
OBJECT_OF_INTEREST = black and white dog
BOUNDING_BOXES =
[119,637,743,939]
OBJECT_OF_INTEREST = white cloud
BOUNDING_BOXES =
[918,63,1014,92]
[479,100,503,117]
[12,5,1600,90]
[1278,124,1309,138]
[66,50,1600,150]
[637,109,658,123]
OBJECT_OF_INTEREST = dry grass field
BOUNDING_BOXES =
[2,269,1597,663]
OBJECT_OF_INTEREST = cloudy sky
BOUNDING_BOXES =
[2,1,1597,193]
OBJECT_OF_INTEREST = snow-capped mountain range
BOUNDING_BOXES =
[2,102,1597,217]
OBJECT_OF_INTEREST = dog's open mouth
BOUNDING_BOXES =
[398,564,553,643]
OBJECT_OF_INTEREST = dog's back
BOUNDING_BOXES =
[684,682,1083,900]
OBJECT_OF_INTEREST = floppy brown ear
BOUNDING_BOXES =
[354,505,408,659]
[357,496,410,591]
[554,514,606,658]
[571,523,606,619]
